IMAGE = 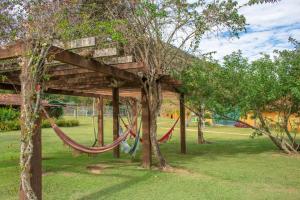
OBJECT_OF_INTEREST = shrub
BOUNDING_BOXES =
[41,120,51,128]
[56,119,79,127]
[204,113,212,119]
[0,120,21,132]
[1,118,79,132]
[47,101,64,119]
[205,121,211,126]
[0,107,20,121]
[42,118,79,128]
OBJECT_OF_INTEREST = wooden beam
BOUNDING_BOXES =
[141,88,152,168]
[103,56,133,65]
[112,87,120,158]
[180,93,186,154]
[46,47,118,66]
[93,48,118,57]
[97,97,104,146]
[132,100,138,135]
[49,68,92,76]
[49,46,139,82]
[112,62,144,70]
[0,41,25,60]
[53,37,96,49]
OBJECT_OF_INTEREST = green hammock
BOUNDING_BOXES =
[120,116,142,156]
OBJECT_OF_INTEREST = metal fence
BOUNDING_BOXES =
[63,105,128,117]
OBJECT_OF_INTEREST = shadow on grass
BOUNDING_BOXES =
[76,173,152,200]
[159,137,279,162]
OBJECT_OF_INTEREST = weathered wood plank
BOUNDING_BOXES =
[53,37,96,49]
[180,93,186,154]
[103,56,133,65]
[49,46,139,82]
[112,87,120,158]
[0,41,25,60]
[97,97,104,146]
[94,48,118,57]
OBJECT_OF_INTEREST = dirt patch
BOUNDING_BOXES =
[42,171,55,176]
[161,166,214,180]
[86,164,112,175]
[163,166,194,175]
[62,172,77,177]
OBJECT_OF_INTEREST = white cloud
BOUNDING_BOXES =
[199,0,300,61]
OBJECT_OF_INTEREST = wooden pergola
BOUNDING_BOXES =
[0,37,186,200]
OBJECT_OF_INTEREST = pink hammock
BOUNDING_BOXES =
[120,117,180,144]
[42,108,130,154]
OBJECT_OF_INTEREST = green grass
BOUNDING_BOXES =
[1,116,300,200]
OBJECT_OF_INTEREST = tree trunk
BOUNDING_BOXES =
[197,105,206,144]
[145,80,168,169]
[254,112,298,154]
[197,119,206,144]
[19,43,50,200]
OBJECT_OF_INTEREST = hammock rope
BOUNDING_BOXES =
[158,117,180,143]
[119,113,142,156]
[42,108,132,155]
[120,115,180,144]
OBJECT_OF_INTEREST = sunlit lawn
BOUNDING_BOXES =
[1,116,300,200]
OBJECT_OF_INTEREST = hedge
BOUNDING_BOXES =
[0,118,79,132]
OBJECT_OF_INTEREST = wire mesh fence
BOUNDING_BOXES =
[63,105,128,117]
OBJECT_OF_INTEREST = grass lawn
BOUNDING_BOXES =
[1,116,300,200]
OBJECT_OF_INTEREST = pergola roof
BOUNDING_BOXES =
[0,94,53,107]
[0,37,182,100]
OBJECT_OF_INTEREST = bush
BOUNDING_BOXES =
[42,118,79,128]
[0,107,20,121]
[0,120,21,132]
[1,118,79,132]
[47,101,64,119]
[56,119,79,127]
[41,120,51,128]
[205,121,211,126]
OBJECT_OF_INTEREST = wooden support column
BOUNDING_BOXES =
[112,87,120,158]
[97,97,104,146]
[180,93,186,154]
[132,100,138,134]
[141,88,152,168]
[19,116,42,200]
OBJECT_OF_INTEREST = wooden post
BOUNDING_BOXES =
[112,87,120,158]
[141,88,151,168]
[180,93,186,154]
[97,97,104,146]
[19,116,42,200]
[132,100,138,134]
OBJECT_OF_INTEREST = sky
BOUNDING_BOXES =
[199,0,300,61]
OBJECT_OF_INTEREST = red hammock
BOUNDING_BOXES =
[120,117,180,144]
[42,108,130,154]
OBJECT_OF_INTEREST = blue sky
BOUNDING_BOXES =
[199,0,300,61]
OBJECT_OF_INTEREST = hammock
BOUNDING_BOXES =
[42,108,131,155]
[120,116,180,144]
[158,117,180,143]
[120,115,142,156]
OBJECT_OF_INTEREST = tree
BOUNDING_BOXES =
[177,59,220,144]
[0,1,99,199]
[0,0,271,198]
[211,47,300,154]
[92,0,247,169]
